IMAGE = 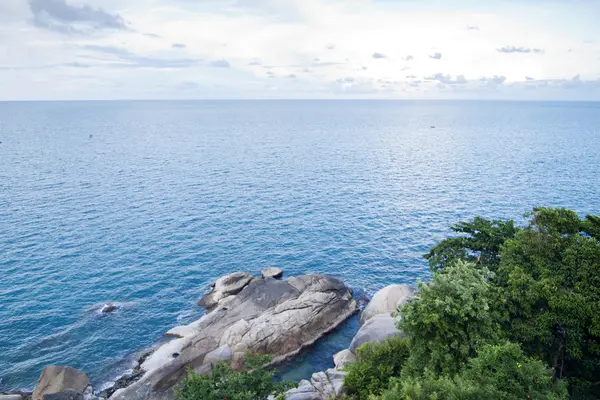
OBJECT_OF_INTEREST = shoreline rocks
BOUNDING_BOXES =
[18,274,414,400]
[280,284,413,399]
[110,273,357,400]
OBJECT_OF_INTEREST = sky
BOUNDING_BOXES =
[1,0,599,100]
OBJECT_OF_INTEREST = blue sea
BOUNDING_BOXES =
[1,100,599,391]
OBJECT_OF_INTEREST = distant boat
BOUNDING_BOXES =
[89,134,93,138]
[430,125,435,129]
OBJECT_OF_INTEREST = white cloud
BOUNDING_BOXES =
[1,0,600,100]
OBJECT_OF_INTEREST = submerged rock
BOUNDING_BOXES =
[261,267,283,279]
[100,304,118,314]
[32,366,89,400]
[111,274,357,400]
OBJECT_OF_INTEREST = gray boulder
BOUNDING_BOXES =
[111,274,356,400]
[284,369,346,400]
[360,284,412,326]
[199,272,253,310]
[333,349,356,370]
[261,267,283,279]
[32,366,89,400]
[350,314,402,354]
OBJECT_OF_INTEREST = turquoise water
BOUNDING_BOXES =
[1,100,599,391]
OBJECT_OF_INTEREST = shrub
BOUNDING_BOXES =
[398,260,505,376]
[174,354,295,400]
[380,342,568,400]
[344,336,410,400]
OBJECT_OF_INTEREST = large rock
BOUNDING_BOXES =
[32,367,89,400]
[261,267,283,279]
[333,349,356,370]
[199,272,253,310]
[359,284,412,326]
[111,274,357,400]
[350,314,402,354]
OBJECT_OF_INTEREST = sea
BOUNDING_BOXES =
[1,100,599,391]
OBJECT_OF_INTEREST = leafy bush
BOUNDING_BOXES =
[344,336,410,400]
[398,260,505,376]
[425,217,518,272]
[497,208,600,398]
[380,342,568,400]
[175,354,295,400]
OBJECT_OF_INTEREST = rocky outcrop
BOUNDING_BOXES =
[359,284,412,326]
[32,367,89,400]
[110,274,356,400]
[261,267,283,279]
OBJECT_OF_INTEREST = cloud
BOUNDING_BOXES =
[497,46,544,54]
[28,0,127,34]
[425,73,467,85]
[467,25,479,31]
[288,74,297,78]
[247,60,262,66]
[172,43,186,49]
[429,52,442,59]
[372,52,387,59]
[209,59,231,68]
[479,75,507,86]
[326,44,335,50]
[404,55,414,61]
[81,44,201,69]
[525,76,535,81]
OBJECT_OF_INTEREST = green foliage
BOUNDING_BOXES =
[398,261,505,376]
[379,342,568,400]
[497,208,600,398]
[344,336,410,400]
[175,354,295,400]
[425,217,518,272]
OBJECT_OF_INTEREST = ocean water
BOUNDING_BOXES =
[1,100,599,391]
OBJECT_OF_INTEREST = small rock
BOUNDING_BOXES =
[42,390,83,400]
[100,304,118,313]
[230,352,246,371]
[261,267,283,279]
[199,272,253,310]
[203,345,232,366]
[32,366,89,400]
[0,395,24,400]
[96,371,142,399]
